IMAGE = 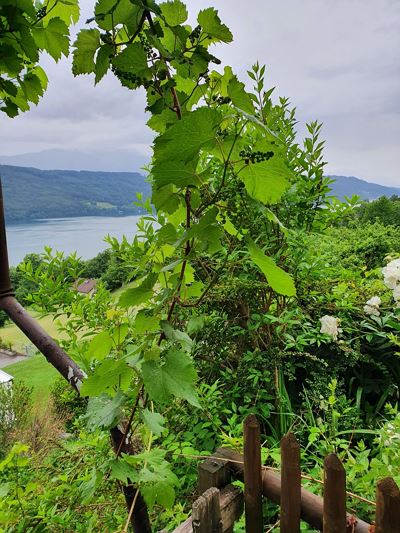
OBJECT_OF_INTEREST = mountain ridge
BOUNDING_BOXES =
[0,164,151,223]
[0,164,398,223]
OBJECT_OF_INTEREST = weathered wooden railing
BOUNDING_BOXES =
[168,415,400,533]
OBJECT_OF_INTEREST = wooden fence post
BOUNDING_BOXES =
[280,432,301,533]
[198,456,231,495]
[243,414,263,533]
[192,487,222,533]
[375,477,400,533]
[323,454,346,533]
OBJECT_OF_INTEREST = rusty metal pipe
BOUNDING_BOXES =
[0,178,14,298]
[0,295,85,393]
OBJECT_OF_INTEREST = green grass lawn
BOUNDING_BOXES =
[5,353,59,404]
[0,311,65,353]
[0,311,65,406]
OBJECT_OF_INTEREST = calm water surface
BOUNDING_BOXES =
[6,216,142,265]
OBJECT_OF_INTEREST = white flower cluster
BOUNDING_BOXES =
[320,315,341,341]
[382,258,400,306]
[363,296,381,317]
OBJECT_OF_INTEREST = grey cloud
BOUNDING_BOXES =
[0,0,398,186]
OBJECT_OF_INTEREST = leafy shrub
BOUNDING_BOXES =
[50,377,88,431]
[0,382,33,456]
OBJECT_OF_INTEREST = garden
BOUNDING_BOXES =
[1,0,400,530]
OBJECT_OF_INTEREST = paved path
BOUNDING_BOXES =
[0,350,27,369]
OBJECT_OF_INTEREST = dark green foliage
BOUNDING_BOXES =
[357,195,400,227]
[100,257,133,290]
[0,310,7,327]
[1,165,150,222]
[50,377,88,431]
[82,249,112,279]
[0,382,33,456]
[0,0,77,116]
[10,253,43,305]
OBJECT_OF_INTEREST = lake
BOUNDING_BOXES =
[5,216,142,266]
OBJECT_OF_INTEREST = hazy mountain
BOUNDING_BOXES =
[0,149,149,173]
[0,160,398,223]
[0,165,150,223]
[329,175,400,200]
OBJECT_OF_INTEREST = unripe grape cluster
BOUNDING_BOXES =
[239,149,274,164]
[189,25,202,44]
[214,96,231,105]
[36,6,46,18]
[100,32,113,44]
[111,66,152,89]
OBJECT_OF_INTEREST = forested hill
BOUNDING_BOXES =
[0,165,150,223]
[1,163,398,223]
[330,175,400,200]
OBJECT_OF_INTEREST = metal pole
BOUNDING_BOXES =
[0,177,14,298]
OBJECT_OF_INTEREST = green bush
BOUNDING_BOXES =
[50,377,88,431]
[0,382,33,457]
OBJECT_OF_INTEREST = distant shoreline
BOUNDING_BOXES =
[5,210,146,226]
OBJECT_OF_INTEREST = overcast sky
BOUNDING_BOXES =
[1,0,399,185]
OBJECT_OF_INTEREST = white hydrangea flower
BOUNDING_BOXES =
[382,259,400,290]
[320,315,341,341]
[393,285,400,302]
[364,296,381,317]
[366,296,381,307]
[364,305,380,317]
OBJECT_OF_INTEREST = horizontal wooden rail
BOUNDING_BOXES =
[216,448,372,533]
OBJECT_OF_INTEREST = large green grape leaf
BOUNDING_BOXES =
[119,273,158,308]
[84,391,126,430]
[247,240,296,297]
[154,107,221,163]
[81,359,134,396]
[95,43,112,84]
[197,7,233,43]
[152,159,201,188]
[228,76,255,114]
[112,42,151,79]
[160,0,188,26]
[87,331,113,360]
[72,29,101,75]
[3,0,36,18]
[239,157,291,205]
[94,0,142,31]
[141,408,166,436]
[20,73,44,104]
[19,25,40,62]
[142,349,200,407]
[0,44,23,75]
[45,0,80,26]
[32,18,69,61]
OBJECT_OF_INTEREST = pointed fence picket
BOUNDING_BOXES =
[171,414,400,533]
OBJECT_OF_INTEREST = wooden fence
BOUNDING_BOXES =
[168,414,400,533]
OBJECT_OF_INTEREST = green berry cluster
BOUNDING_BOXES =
[100,32,113,44]
[189,25,202,43]
[139,34,151,53]
[215,96,231,105]
[36,6,46,18]
[208,54,221,65]
[239,149,274,164]
[111,66,152,89]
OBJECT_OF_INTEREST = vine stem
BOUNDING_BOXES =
[121,414,154,533]
[115,384,144,458]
